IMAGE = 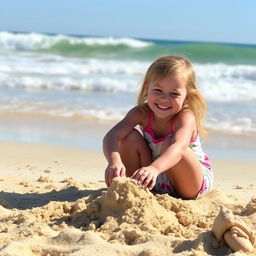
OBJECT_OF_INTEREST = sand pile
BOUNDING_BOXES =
[78,178,210,243]
[0,177,255,256]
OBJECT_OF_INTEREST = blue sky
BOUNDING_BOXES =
[0,0,255,44]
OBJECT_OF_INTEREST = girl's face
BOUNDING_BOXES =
[146,74,187,119]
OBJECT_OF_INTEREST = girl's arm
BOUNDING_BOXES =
[103,106,144,186]
[151,110,196,172]
[132,110,196,189]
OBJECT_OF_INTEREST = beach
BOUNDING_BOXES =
[0,117,255,255]
[0,31,256,255]
[0,141,255,255]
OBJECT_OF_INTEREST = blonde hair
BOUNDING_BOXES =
[137,55,208,136]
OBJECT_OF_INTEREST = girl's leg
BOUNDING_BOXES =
[165,148,204,199]
[119,129,152,176]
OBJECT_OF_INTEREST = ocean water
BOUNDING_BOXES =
[0,31,256,139]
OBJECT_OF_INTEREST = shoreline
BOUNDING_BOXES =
[0,140,255,201]
[0,113,255,161]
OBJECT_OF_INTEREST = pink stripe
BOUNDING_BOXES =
[143,111,196,144]
[143,129,168,143]
[199,179,207,194]
[190,131,198,142]
[142,111,176,143]
[143,111,154,131]
[143,111,169,143]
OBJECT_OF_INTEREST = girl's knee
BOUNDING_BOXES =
[123,129,144,145]
[178,190,199,200]
[121,129,151,164]
[173,178,203,199]
[166,170,202,200]
[120,129,151,175]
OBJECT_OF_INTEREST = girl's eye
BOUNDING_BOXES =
[169,92,180,97]
[153,89,162,94]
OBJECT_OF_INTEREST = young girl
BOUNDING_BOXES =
[103,56,213,199]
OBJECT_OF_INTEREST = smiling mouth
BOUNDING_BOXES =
[156,104,171,110]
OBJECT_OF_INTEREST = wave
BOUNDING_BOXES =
[1,31,256,63]
[1,73,256,101]
[0,53,256,101]
[206,117,255,134]
[0,31,151,51]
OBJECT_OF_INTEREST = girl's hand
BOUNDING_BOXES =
[131,166,160,190]
[105,162,126,187]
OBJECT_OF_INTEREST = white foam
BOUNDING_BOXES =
[206,117,256,134]
[0,74,140,92]
[195,63,256,101]
[0,53,147,75]
[0,31,152,50]
[1,54,256,101]
[0,99,255,134]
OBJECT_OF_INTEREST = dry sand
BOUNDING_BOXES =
[0,141,255,256]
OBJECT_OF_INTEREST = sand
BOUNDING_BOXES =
[0,141,255,256]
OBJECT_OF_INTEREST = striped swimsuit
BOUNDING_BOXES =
[142,111,213,198]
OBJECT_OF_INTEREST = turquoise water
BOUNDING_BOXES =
[17,32,255,64]
[52,40,256,64]
[2,31,256,63]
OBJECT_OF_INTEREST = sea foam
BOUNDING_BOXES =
[0,31,152,50]
[0,53,256,101]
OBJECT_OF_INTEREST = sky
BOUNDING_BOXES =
[0,0,255,45]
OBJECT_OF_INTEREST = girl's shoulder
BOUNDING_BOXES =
[126,104,151,127]
[173,109,197,132]
[175,108,195,120]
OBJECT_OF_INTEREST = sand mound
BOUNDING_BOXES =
[0,177,255,255]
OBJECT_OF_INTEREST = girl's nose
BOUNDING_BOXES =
[160,93,170,101]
